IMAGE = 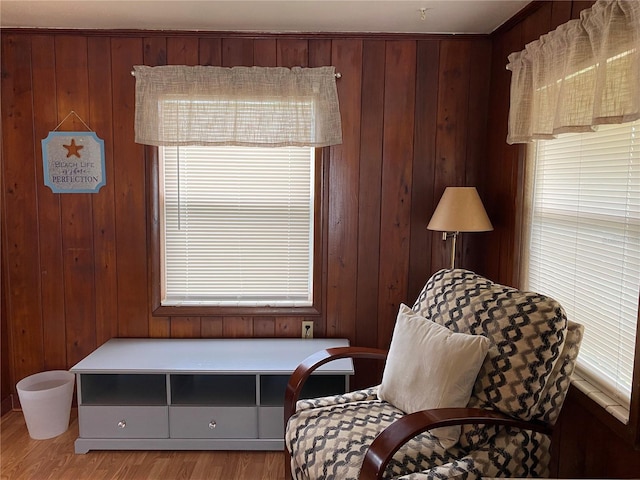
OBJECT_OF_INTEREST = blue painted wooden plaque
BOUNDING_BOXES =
[42,131,106,193]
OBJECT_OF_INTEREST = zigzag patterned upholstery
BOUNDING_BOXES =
[285,269,583,479]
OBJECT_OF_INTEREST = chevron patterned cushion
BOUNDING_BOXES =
[394,428,552,479]
[531,320,583,425]
[286,388,553,480]
[412,269,567,423]
[286,393,465,480]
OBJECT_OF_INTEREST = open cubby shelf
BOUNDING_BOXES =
[171,374,256,406]
[80,374,167,406]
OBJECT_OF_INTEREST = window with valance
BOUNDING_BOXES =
[509,0,640,435]
[134,65,341,309]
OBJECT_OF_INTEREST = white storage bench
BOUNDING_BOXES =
[70,338,353,454]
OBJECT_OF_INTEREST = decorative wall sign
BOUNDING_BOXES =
[41,131,106,194]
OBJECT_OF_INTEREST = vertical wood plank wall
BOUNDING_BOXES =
[4,1,639,476]
[1,31,492,395]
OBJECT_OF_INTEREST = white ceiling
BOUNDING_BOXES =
[0,0,530,34]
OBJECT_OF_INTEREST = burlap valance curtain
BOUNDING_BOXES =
[506,0,640,144]
[134,65,342,147]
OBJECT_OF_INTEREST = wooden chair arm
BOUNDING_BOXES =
[283,346,387,480]
[284,346,388,423]
[359,407,553,480]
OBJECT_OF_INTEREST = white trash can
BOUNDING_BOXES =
[16,370,75,440]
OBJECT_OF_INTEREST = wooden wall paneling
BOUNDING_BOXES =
[143,37,168,69]
[1,35,13,404]
[222,317,253,337]
[555,388,640,477]
[111,37,148,337]
[54,35,97,366]
[31,34,67,370]
[199,38,222,66]
[253,317,276,337]
[253,39,277,67]
[484,24,521,285]
[201,317,223,337]
[1,34,44,386]
[221,38,254,67]
[308,40,332,339]
[431,39,472,272]
[352,40,385,389]
[277,38,309,67]
[550,1,573,30]
[1,171,9,410]
[308,39,332,68]
[462,39,492,276]
[521,2,552,45]
[1,254,10,412]
[308,39,333,339]
[317,148,331,340]
[143,37,170,338]
[408,39,440,299]
[167,36,199,66]
[144,36,167,67]
[88,36,119,347]
[571,1,596,19]
[376,40,416,348]
[355,39,385,351]
[170,317,202,338]
[274,317,301,337]
[325,39,363,339]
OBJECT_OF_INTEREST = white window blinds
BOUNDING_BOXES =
[160,145,315,307]
[527,120,640,407]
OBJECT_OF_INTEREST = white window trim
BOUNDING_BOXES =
[571,372,630,424]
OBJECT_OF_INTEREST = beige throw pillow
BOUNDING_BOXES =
[378,304,490,449]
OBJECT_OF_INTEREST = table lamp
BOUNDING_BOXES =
[427,187,493,269]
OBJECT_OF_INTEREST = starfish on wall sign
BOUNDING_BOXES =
[63,138,84,158]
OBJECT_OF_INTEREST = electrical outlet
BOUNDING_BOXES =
[301,320,314,339]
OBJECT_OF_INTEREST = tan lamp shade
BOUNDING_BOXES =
[427,187,493,233]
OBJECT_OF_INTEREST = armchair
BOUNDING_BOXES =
[284,269,583,479]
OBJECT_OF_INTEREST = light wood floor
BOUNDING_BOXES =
[1,409,286,480]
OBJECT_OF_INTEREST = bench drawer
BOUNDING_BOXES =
[78,406,168,438]
[169,406,258,439]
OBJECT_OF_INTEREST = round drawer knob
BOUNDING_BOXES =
[208,420,217,429]
[117,420,127,429]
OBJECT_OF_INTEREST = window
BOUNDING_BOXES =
[159,145,317,308]
[526,120,640,414]
[136,66,340,315]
